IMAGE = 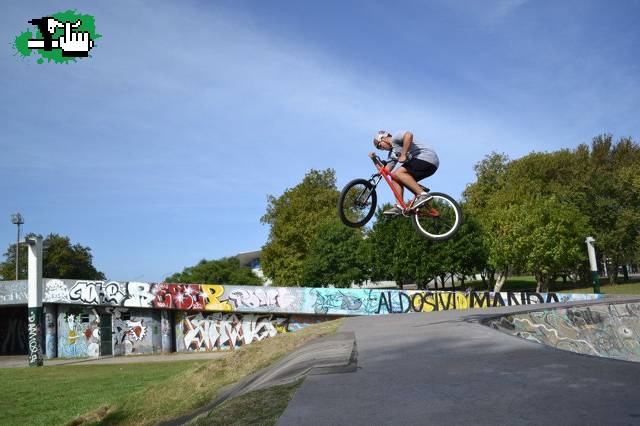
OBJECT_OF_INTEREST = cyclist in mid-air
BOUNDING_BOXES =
[369,130,439,216]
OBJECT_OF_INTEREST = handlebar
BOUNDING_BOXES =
[370,153,384,168]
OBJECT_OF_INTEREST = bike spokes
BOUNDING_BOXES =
[338,179,377,227]
[412,193,461,241]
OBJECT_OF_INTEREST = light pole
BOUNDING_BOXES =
[585,236,601,294]
[25,235,43,366]
[11,213,24,280]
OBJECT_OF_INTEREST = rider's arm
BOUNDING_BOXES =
[369,151,394,171]
[400,131,413,158]
[385,151,398,171]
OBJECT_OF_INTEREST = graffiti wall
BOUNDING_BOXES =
[0,279,607,359]
[110,308,155,356]
[0,281,27,305]
[175,312,326,352]
[487,302,640,362]
[25,279,604,316]
[57,306,100,358]
[54,306,161,357]
[44,305,57,359]
[27,307,43,366]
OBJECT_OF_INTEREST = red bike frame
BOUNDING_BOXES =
[371,154,418,210]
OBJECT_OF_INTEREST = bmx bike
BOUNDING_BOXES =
[337,153,462,241]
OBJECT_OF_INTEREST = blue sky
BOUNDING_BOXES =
[1,0,639,281]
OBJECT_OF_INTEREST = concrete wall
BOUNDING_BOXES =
[0,278,605,358]
[174,312,325,352]
[57,305,100,358]
[111,308,157,356]
[487,301,640,362]
[55,305,162,358]
[1,279,604,315]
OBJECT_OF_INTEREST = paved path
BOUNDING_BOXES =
[279,299,640,426]
[0,351,227,368]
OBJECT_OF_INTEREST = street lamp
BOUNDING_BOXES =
[585,236,601,294]
[11,213,24,280]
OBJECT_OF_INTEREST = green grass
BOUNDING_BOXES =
[188,380,304,426]
[0,360,205,426]
[467,275,640,293]
[560,281,640,295]
[0,319,342,426]
[466,275,539,292]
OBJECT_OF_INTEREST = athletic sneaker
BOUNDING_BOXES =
[383,205,403,217]
[412,193,431,209]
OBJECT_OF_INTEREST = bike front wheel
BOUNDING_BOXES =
[337,178,377,227]
[411,192,462,241]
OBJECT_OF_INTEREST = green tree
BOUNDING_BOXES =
[165,257,263,285]
[300,218,368,288]
[501,197,590,292]
[464,149,598,291]
[260,169,340,286]
[462,135,640,290]
[365,204,469,290]
[0,233,105,280]
[441,212,489,289]
[463,152,510,290]
[581,135,640,284]
[392,227,440,289]
[364,204,411,287]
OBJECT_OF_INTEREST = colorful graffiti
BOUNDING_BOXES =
[487,302,640,362]
[112,308,153,356]
[68,280,126,305]
[227,287,302,311]
[152,284,232,311]
[0,278,609,360]
[27,308,43,366]
[181,313,282,351]
[178,312,322,351]
[2,279,601,316]
[45,309,57,359]
[57,308,100,358]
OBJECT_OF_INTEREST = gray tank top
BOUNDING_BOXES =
[386,130,439,169]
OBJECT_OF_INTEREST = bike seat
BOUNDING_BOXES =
[419,185,430,193]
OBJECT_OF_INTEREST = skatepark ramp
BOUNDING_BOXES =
[486,298,640,362]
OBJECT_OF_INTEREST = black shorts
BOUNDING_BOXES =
[402,158,438,181]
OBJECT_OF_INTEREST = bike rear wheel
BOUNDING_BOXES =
[337,178,377,227]
[411,192,462,241]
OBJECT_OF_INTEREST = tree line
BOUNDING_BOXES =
[0,233,105,281]
[260,135,640,292]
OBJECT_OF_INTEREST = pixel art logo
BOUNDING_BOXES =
[13,10,101,64]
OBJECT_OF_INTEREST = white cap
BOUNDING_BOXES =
[374,131,390,142]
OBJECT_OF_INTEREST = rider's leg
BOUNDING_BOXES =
[390,177,404,200]
[393,167,424,197]
[383,178,405,216]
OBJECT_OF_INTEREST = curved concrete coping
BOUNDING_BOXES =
[161,331,357,426]
[483,295,640,363]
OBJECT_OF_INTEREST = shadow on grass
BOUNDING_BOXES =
[187,380,303,426]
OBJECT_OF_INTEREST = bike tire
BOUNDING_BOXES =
[411,192,462,241]
[337,178,377,228]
